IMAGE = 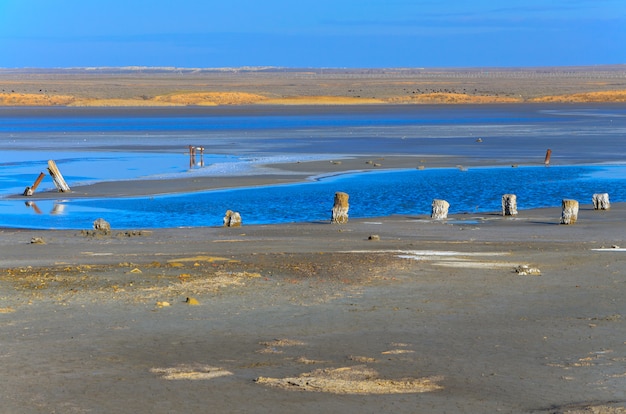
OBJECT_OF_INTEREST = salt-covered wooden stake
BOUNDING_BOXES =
[223,210,242,227]
[431,199,449,220]
[502,194,518,216]
[47,160,70,192]
[560,199,579,224]
[331,192,349,224]
[592,193,610,210]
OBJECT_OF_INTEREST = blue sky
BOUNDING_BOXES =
[0,0,624,68]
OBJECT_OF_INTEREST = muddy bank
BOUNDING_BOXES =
[1,206,625,413]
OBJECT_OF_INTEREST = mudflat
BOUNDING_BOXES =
[1,200,626,412]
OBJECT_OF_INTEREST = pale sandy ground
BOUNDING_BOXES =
[1,195,626,412]
[2,66,626,107]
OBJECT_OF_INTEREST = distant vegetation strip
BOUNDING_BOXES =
[1,90,626,106]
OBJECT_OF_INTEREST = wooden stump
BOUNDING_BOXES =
[592,193,610,210]
[223,210,242,227]
[560,199,579,224]
[331,192,349,224]
[431,199,450,220]
[501,194,518,216]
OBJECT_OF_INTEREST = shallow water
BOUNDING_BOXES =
[1,104,625,229]
[1,164,625,229]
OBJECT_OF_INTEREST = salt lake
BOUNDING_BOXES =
[1,104,625,229]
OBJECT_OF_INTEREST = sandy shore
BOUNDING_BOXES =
[2,188,626,412]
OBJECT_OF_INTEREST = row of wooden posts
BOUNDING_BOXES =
[326,191,611,226]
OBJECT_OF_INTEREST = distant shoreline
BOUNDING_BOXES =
[2,65,625,107]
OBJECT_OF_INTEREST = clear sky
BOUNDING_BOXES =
[1,0,624,68]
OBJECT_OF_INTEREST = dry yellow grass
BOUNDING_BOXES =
[385,92,522,104]
[2,89,626,107]
[0,93,75,106]
[69,98,178,107]
[529,90,626,103]
[265,95,385,105]
[153,91,267,105]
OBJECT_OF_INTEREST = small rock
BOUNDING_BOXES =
[185,297,200,305]
[156,301,171,308]
[515,265,541,276]
[93,218,111,233]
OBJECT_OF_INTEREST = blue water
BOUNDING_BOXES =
[1,164,624,229]
[1,104,626,229]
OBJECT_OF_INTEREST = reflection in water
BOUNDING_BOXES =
[51,203,66,215]
[189,145,205,169]
[24,201,66,215]
[25,201,42,214]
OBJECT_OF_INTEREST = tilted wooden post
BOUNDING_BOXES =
[223,210,242,227]
[431,199,449,220]
[331,192,349,224]
[544,149,552,166]
[23,172,46,196]
[47,160,70,192]
[502,194,518,216]
[592,193,610,210]
[560,199,579,224]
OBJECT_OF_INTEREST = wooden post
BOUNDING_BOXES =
[23,172,46,196]
[560,199,579,224]
[592,193,610,210]
[47,160,70,192]
[189,146,205,168]
[502,194,518,216]
[431,199,449,220]
[223,210,242,227]
[331,192,349,224]
[544,149,552,166]
[189,145,195,168]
